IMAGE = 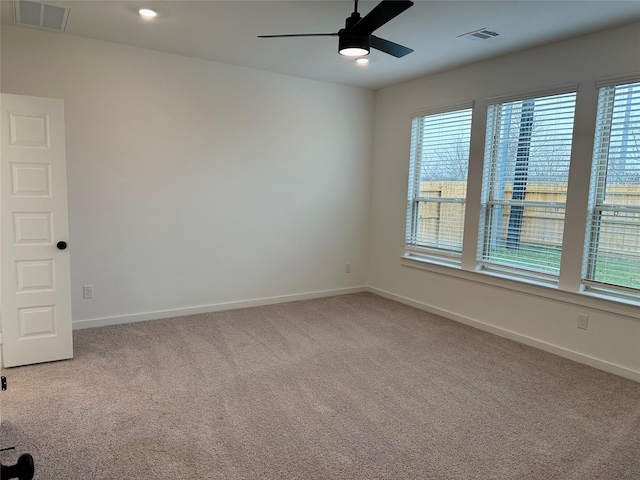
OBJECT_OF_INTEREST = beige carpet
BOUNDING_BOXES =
[1,293,639,479]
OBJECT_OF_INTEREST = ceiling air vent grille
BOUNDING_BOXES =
[14,0,70,32]
[458,28,500,41]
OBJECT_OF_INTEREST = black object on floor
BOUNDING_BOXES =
[1,453,35,480]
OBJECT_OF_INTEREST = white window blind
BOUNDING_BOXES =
[583,81,640,300]
[406,107,472,264]
[479,91,577,282]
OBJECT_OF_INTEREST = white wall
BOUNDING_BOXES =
[369,22,640,381]
[1,25,374,326]
[2,22,638,381]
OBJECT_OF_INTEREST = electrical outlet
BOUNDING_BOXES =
[83,285,94,299]
[345,263,351,274]
[577,314,589,330]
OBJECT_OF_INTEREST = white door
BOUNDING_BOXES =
[1,93,73,368]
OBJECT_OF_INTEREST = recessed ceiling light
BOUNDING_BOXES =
[138,8,157,18]
[356,58,370,65]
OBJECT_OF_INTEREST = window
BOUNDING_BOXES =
[583,81,640,300]
[403,82,638,307]
[405,106,473,264]
[479,91,577,282]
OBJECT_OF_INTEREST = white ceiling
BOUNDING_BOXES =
[2,0,640,89]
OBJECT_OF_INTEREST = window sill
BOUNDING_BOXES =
[400,255,640,319]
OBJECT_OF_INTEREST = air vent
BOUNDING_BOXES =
[14,0,70,32]
[458,28,500,41]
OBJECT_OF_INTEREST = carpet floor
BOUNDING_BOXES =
[1,293,639,479]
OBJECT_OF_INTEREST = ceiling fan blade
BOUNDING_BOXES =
[370,35,413,58]
[258,33,338,38]
[352,0,414,36]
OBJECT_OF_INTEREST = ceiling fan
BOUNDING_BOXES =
[258,0,414,58]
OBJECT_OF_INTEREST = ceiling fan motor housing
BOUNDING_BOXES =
[339,29,371,56]
[339,11,370,56]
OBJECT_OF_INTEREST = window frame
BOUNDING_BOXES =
[401,81,640,309]
[405,102,474,266]
[582,79,640,301]
[477,89,578,284]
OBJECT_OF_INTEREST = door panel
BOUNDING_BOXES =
[1,93,73,367]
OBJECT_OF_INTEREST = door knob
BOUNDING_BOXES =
[56,241,67,250]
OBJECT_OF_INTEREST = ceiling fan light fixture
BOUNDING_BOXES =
[340,47,369,57]
[338,33,370,57]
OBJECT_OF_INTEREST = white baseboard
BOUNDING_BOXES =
[72,286,367,330]
[72,285,638,383]
[367,287,640,383]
